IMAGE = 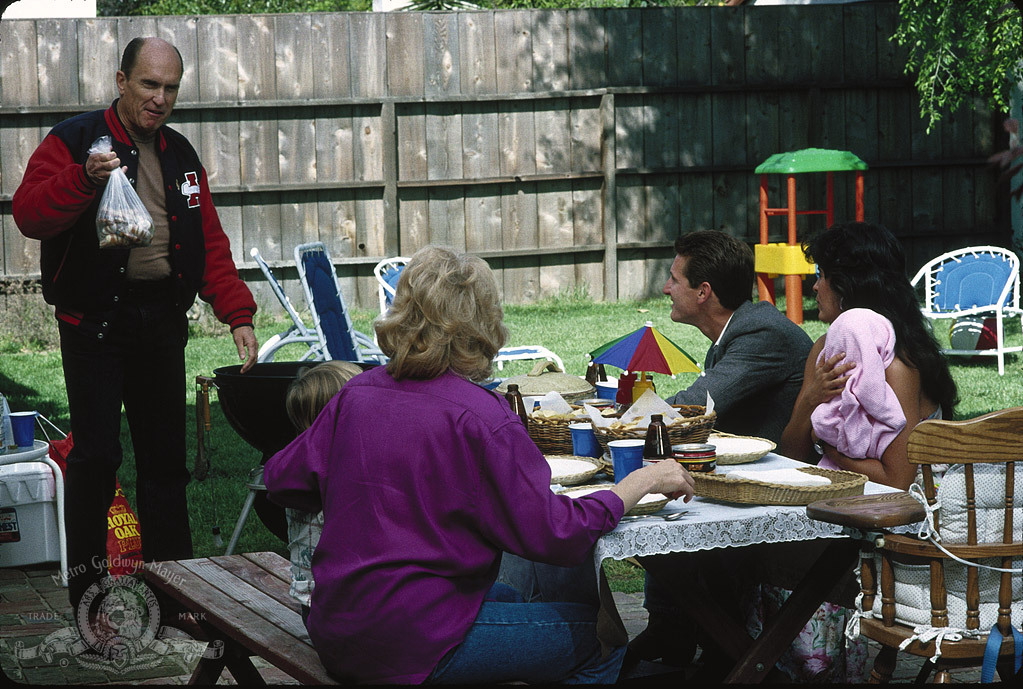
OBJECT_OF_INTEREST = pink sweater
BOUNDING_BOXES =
[811,308,907,461]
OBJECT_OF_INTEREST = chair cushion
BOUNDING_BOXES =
[867,464,1023,630]
[934,253,1014,311]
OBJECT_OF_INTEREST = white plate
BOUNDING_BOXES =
[545,455,600,486]
[558,484,669,515]
[707,434,776,465]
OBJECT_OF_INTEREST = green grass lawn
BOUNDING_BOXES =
[1,292,1020,593]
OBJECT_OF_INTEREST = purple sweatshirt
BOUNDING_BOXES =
[263,366,624,683]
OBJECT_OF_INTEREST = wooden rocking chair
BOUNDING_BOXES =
[808,407,1023,683]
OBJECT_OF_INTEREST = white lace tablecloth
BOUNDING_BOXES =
[594,452,898,565]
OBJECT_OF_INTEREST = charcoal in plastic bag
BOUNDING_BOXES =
[88,136,154,249]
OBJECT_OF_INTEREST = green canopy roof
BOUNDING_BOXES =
[755,148,868,174]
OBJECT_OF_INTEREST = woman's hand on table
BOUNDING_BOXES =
[610,459,695,514]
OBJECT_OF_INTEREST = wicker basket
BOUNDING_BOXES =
[591,404,716,455]
[692,466,867,506]
[527,415,578,454]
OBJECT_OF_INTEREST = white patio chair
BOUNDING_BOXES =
[911,245,1023,375]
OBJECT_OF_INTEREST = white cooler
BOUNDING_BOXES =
[0,459,60,567]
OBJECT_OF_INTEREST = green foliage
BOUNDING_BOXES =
[895,0,1023,131]
[98,0,711,17]
[99,0,371,15]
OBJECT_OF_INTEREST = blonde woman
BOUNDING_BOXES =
[282,361,364,626]
[265,245,694,684]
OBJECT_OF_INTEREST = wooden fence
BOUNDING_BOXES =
[0,4,1008,316]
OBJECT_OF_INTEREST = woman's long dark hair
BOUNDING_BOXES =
[804,222,958,418]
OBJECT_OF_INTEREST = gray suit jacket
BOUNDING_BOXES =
[667,300,812,444]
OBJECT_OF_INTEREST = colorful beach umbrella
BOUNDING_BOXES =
[589,321,701,375]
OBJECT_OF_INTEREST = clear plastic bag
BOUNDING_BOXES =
[88,136,154,249]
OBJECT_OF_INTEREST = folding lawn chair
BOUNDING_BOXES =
[295,242,387,364]
[250,247,323,363]
[372,255,566,372]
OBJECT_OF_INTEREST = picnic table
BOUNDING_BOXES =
[595,452,908,683]
[142,551,335,684]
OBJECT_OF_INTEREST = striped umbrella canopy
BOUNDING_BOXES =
[589,321,701,375]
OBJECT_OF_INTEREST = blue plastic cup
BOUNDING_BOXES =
[569,423,601,458]
[609,439,644,483]
[9,411,36,449]
[595,379,618,401]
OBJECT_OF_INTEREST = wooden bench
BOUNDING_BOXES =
[142,551,336,685]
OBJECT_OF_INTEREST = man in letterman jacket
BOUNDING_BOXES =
[13,37,258,619]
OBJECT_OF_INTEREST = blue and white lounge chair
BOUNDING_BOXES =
[251,247,323,363]
[295,242,387,364]
[372,255,565,372]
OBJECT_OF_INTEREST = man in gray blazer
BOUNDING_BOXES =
[663,230,813,443]
[628,230,813,675]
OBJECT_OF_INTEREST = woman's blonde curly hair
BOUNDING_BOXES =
[374,246,508,382]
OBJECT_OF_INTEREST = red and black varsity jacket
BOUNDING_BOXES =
[13,100,255,338]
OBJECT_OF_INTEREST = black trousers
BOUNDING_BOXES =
[59,282,193,611]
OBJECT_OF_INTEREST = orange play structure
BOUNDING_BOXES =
[754,148,868,324]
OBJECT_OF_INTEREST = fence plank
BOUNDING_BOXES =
[465,186,502,255]
[312,13,352,99]
[387,12,424,98]
[38,19,80,106]
[425,12,461,96]
[1,20,39,108]
[158,15,200,104]
[532,10,568,92]
[397,103,428,182]
[79,19,118,106]
[499,100,536,177]
[607,9,641,88]
[642,8,677,87]
[494,10,530,94]
[460,11,496,96]
[350,13,386,99]
[501,181,539,302]
[426,102,463,181]
[462,101,500,179]
[567,9,606,90]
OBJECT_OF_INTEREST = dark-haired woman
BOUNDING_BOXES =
[780,221,958,488]
[762,222,959,682]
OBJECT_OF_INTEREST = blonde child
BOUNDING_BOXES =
[283,361,364,623]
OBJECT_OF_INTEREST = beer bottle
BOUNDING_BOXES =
[505,384,529,427]
[643,414,672,459]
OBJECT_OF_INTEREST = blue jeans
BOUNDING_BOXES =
[425,584,625,684]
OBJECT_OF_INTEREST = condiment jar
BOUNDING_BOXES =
[672,442,717,472]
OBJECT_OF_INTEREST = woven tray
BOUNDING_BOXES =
[591,405,716,455]
[707,432,777,465]
[692,466,867,506]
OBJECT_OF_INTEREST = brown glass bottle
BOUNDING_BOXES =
[643,414,672,459]
[505,384,529,427]
[585,363,609,386]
